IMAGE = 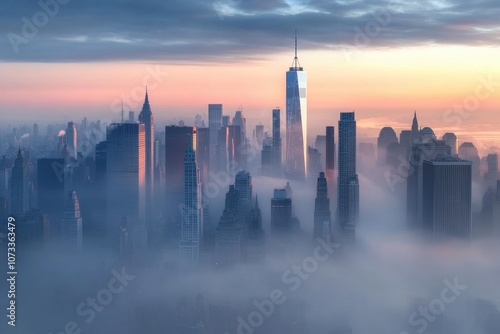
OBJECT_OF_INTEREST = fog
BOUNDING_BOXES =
[2,158,499,334]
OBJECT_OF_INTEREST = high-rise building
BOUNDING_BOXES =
[422,156,472,240]
[400,130,412,153]
[208,104,223,173]
[272,108,282,176]
[308,146,322,177]
[246,196,265,263]
[128,111,135,123]
[484,153,498,190]
[315,135,326,170]
[411,112,420,144]
[407,140,451,230]
[255,125,264,147]
[10,149,30,216]
[66,121,77,160]
[261,136,273,176]
[106,123,145,241]
[377,127,398,164]
[138,89,155,223]
[214,185,242,267]
[314,172,331,243]
[165,126,196,221]
[285,33,307,180]
[271,188,292,234]
[337,112,359,237]
[61,191,83,250]
[234,171,252,214]
[179,145,203,267]
[227,125,242,172]
[442,133,458,156]
[325,126,336,206]
[458,142,481,182]
[196,127,210,184]
[37,158,65,219]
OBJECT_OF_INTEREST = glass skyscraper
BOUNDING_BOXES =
[285,33,307,180]
[337,112,358,237]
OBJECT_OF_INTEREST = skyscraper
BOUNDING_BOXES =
[377,127,398,165]
[106,123,145,242]
[179,145,203,267]
[261,136,273,176]
[285,33,307,180]
[234,171,252,214]
[138,88,155,223]
[337,112,359,236]
[61,191,83,250]
[422,156,472,240]
[271,188,292,234]
[407,140,451,230]
[314,172,331,243]
[411,112,420,144]
[208,104,223,173]
[442,133,458,156]
[325,126,336,205]
[246,196,265,263]
[10,149,30,216]
[214,185,242,267]
[66,121,77,160]
[272,108,282,176]
[37,158,65,222]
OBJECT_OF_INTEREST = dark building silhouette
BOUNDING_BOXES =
[314,172,331,243]
[272,108,282,176]
[422,156,472,240]
[377,127,398,164]
[271,188,293,234]
[10,149,30,217]
[214,185,242,267]
[37,158,65,219]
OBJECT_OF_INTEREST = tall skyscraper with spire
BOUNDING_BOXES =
[179,145,203,267]
[138,88,154,222]
[411,111,420,144]
[286,31,307,180]
[337,112,358,239]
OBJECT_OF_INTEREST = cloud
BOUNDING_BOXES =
[0,0,499,62]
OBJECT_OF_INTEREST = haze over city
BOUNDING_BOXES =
[1,1,500,334]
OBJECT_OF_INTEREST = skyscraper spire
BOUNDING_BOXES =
[291,30,302,70]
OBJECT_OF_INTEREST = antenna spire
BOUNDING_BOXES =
[291,30,301,70]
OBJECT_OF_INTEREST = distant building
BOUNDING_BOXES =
[246,196,265,263]
[308,146,322,177]
[208,104,223,173]
[442,133,458,156]
[214,185,242,267]
[138,89,155,224]
[458,142,481,181]
[377,127,398,164]
[272,108,282,176]
[10,149,30,217]
[271,188,293,234]
[422,156,472,240]
[66,121,77,160]
[261,136,273,176]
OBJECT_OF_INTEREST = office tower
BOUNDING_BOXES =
[179,145,203,267]
[337,112,359,236]
[66,121,77,160]
[285,33,307,180]
[37,158,65,218]
[422,157,472,240]
[234,171,252,213]
[61,191,83,250]
[377,127,398,164]
[227,125,242,171]
[407,140,451,230]
[232,111,246,140]
[217,125,228,172]
[106,123,145,241]
[442,133,458,156]
[315,135,326,169]
[325,126,336,205]
[165,126,196,220]
[138,89,155,223]
[313,172,331,242]
[400,130,412,153]
[261,136,273,176]
[208,104,223,172]
[246,196,265,263]
[308,146,322,177]
[196,127,210,184]
[255,125,264,147]
[10,149,30,216]
[271,188,293,234]
[458,142,481,181]
[411,111,420,144]
[128,111,135,123]
[420,127,436,143]
[214,185,242,267]
[484,153,498,190]
[272,108,282,176]
[222,115,231,127]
